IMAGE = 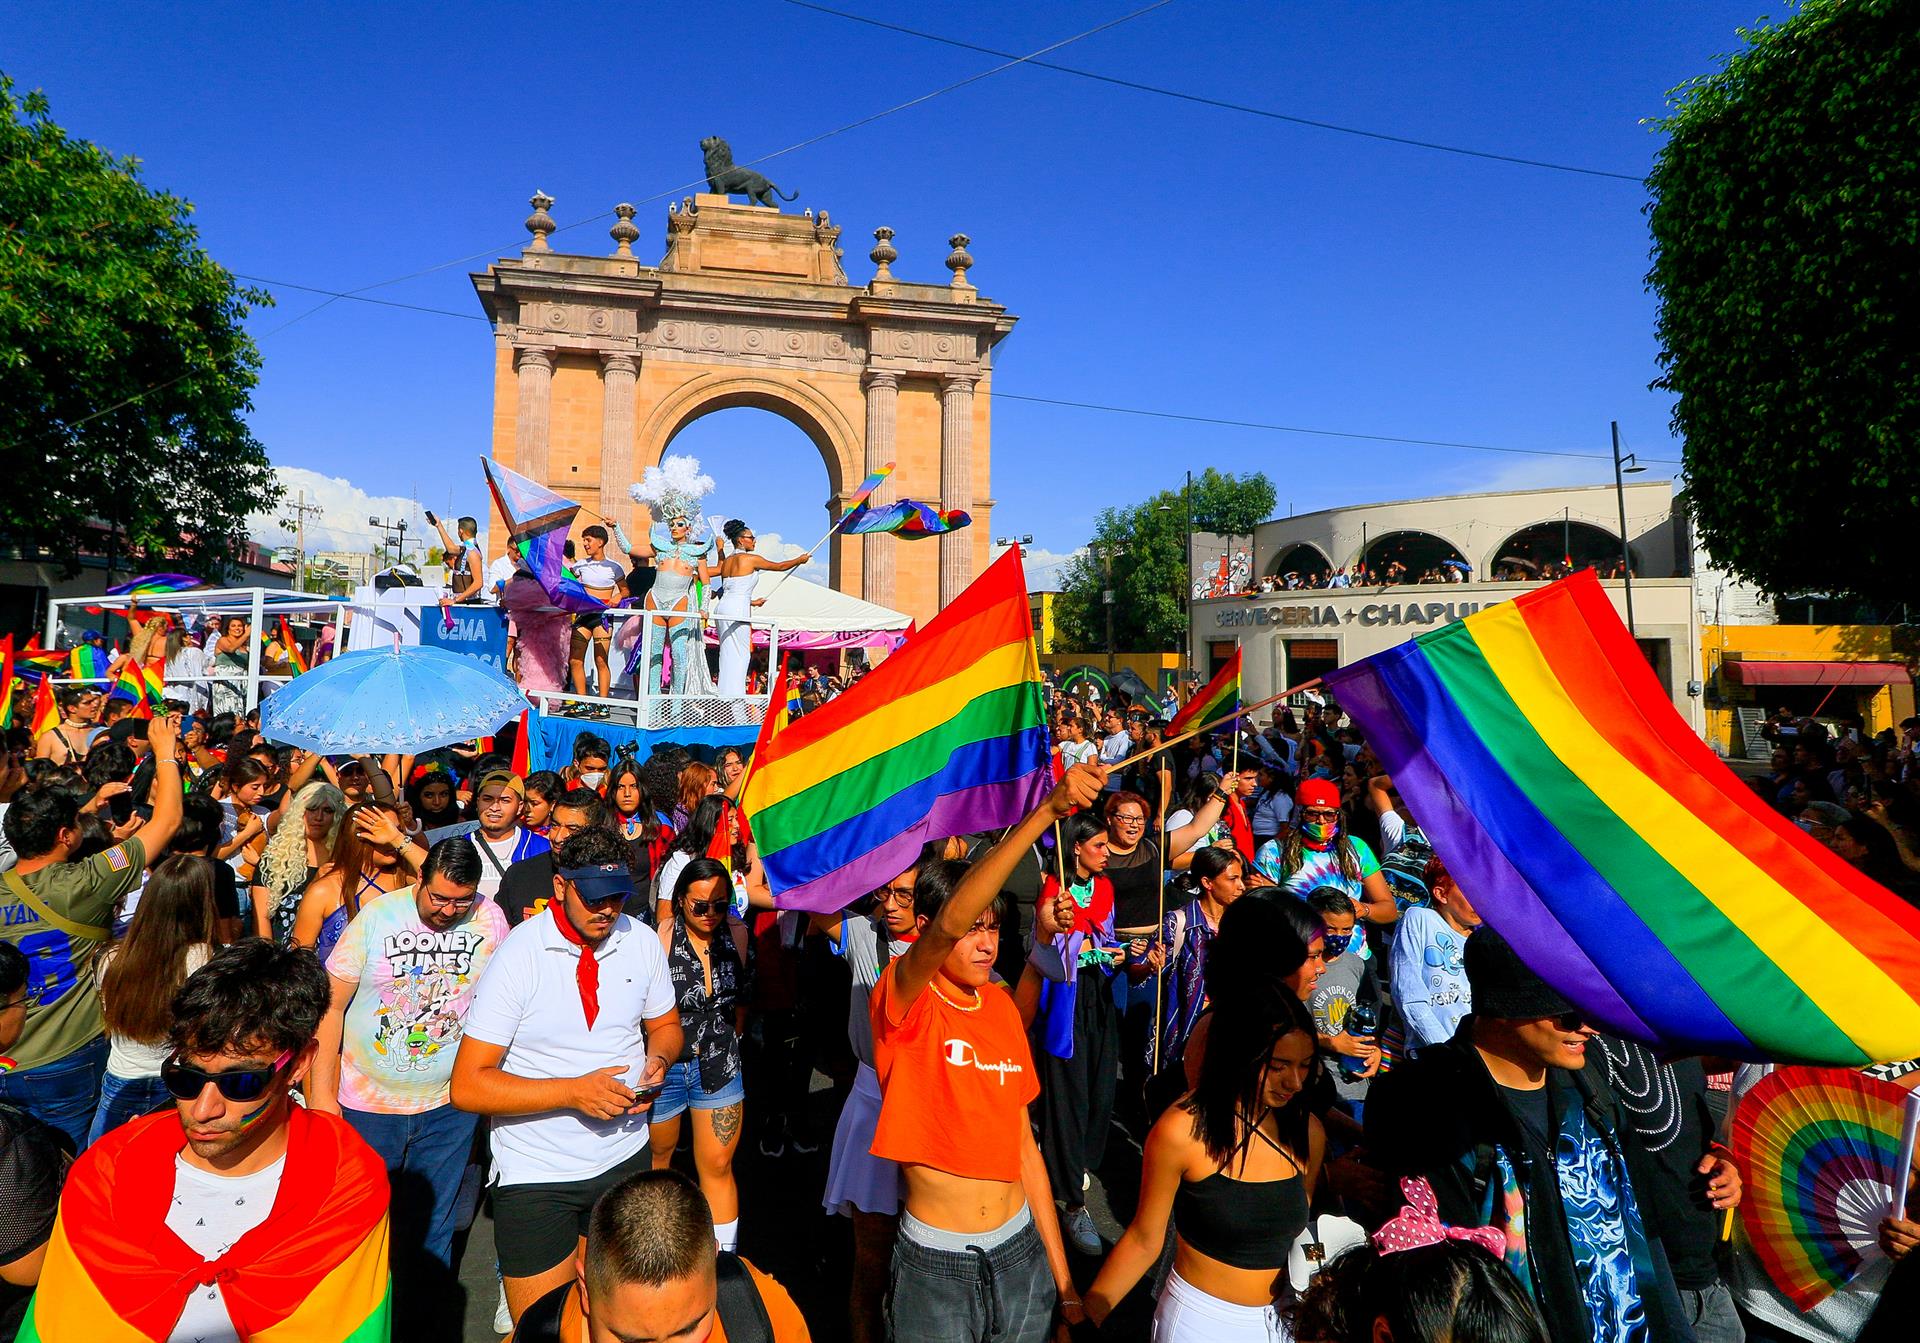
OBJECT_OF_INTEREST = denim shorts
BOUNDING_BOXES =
[650,1058,745,1122]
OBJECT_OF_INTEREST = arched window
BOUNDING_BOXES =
[1357,531,1469,584]
[1489,521,1637,581]
[1266,543,1332,588]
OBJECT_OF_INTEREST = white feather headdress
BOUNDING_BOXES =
[630,454,716,529]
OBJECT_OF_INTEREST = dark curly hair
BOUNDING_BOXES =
[169,939,329,1059]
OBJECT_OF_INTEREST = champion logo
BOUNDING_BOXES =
[942,1038,1025,1085]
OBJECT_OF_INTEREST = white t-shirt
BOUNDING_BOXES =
[163,1152,285,1342]
[1059,740,1097,770]
[462,910,677,1186]
[99,943,214,1079]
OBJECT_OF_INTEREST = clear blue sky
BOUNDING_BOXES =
[11,1,1762,571]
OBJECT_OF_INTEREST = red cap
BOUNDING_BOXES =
[1296,779,1342,810]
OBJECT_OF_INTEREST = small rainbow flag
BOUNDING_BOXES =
[107,663,153,720]
[1168,646,1241,737]
[741,546,1050,912]
[105,573,201,597]
[842,461,895,515]
[68,645,110,684]
[28,675,58,741]
[0,635,15,730]
[19,1108,391,1341]
[1329,569,1920,1064]
[278,617,310,674]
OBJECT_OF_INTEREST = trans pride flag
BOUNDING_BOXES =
[483,457,606,614]
[1328,570,1920,1065]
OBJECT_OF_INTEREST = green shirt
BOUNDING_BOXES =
[0,839,144,1070]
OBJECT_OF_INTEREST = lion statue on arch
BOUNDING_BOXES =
[700,137,798,208]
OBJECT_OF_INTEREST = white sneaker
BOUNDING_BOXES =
[493,1281,512,1336]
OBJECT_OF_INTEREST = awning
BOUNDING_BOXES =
[1722,660,1911,687]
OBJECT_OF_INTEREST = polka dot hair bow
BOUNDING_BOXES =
[1370,1176,1507,1258]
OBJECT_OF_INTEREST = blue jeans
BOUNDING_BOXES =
[86,1070,175,1146]
[344,1103,480,1276]
[0,1036,107,1153]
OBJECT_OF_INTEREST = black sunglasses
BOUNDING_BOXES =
[686,898,724,917]
[161,1049,293,1103]
[576,890,626,911]
[1547,1011,1586,1032]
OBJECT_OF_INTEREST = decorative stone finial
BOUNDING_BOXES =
[870,226,897,281]
[525,191,556,251]
[610,203,639,257]
[945,233,974,286]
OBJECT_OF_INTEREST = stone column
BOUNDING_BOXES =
[862,370,900,608]
[514,346,555,483]
[939,373,976,605]
[600,353,639,536]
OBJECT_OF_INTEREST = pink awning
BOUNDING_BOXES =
[1722,660,1910,687]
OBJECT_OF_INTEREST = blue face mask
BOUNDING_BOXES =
[1321,928,1355,958]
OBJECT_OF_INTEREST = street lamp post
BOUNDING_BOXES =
[1610,420,1645,636]
[1094,542,1124,679]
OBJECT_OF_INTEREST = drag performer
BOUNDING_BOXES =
[629,457,719,697]
[713,520,812,699]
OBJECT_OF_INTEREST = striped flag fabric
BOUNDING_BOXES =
[1168,646,1241,737]
[0,635,14,730]
[741,546,1051,912]
[1327,569,1920,1065]
[28,674,58,741]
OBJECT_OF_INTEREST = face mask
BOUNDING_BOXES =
[1302,819,1339,848]
[579,771,606,789]
[1321,929,1355,958]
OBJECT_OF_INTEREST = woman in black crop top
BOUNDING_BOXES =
[1086,993,1324,1341]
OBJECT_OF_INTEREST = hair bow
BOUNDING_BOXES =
[1371,1176,1506,1259]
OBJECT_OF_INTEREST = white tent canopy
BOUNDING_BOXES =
[722,575,910,648]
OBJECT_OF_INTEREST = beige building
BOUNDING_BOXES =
[471,190,1014,625]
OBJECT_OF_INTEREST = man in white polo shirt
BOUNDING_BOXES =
[452,826,683,1328]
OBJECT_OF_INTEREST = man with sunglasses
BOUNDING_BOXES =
[24,940,394,1341]
[308,837,507,1340]
[453,826,684,1331]
[1367,928,1694,1343]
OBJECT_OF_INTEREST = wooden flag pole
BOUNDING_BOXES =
[1107,677,1324,776]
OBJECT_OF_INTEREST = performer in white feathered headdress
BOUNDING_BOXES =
[629,455,720,697]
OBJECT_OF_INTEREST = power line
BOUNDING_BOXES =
[780,0,1646,184]
[231,274,487,321]
[992,391,1681,465]
[331,0,1176,297]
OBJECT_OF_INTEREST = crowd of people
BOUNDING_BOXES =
[3,635,1920,1343]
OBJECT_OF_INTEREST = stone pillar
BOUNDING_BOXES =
[600,353,639,535]
[939,373,976,605]
[862,370,900,608]
[514,346,555,483]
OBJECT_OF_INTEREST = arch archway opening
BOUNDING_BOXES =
[659,405,833,587]
[1267,542,1332,587]
[1358,531,1468,582]
[1490,521,1637,581]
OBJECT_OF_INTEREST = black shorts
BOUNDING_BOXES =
[491,1146,653,1277]
[571,613,609,634]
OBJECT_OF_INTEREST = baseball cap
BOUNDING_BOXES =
[475,770,524,799]
[1296,778,1342,811]
[560,862,635,903]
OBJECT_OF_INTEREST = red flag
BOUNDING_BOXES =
[509,709,531,777]
[1225,794,1257,865]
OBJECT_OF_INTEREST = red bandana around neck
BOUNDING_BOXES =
[549,901,602,1028]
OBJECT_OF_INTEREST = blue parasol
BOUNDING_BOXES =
[259,645,526,755]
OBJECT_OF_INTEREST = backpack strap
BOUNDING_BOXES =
[511,1280,570,1343]
[715,1252,774,1343]
[3,869,110,942]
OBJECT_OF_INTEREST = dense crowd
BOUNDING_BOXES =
[2,652,1919,1343]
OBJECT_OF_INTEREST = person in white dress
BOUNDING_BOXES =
[712,520,812,700]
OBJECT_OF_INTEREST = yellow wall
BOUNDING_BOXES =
[1041,652,1183,702]
[1702,623,1915,753]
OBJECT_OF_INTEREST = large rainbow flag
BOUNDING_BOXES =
[105,573,202,597]
[1168,645,1241,737]
[741,546,1051,912]
[1327,570,1920,1065]
[482,456,606,615]
[19,1108,390,1341]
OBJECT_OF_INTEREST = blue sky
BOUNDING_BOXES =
[12,1,1762,576]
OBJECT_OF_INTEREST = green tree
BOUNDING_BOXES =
[1645,1,1918,610]
[0,75,281,580]
[1053,468,1275,652]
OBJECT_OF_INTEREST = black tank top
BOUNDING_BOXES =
[1105,839,1161,930]
[1173,1118,1309,1270]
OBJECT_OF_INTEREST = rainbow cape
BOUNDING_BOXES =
[1326,569,1920,1064]
[0,635,14,729]
[482,456,606,614]
[105,573,202,597]
[19,1107,390,1341]
[839,497,970,539]
[1168,646,1241,737]
[741,546,1051,912]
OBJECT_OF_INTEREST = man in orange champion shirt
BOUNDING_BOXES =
[869,762,1106,1342]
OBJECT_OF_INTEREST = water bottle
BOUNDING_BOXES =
[1343,1002,1378,1078]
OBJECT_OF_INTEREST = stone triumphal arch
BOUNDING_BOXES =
[472,191,1017,623]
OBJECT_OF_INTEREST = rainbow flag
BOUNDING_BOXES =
[741,546,1051,912]
[105,573,201,597]
[106,662,153,720]
[19,1107,390,1341]
[483,457,606,614]
[0,635,14,729]
[68,644,110,684]
[278,617,310,674]
[1168,646,1241,737]
[840,497,971,539]
[28,674,58,741]
[1327,569,1920,1065]
[842,461,895,515]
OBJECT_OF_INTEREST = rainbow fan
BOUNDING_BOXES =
[1732,1066,1920,1309]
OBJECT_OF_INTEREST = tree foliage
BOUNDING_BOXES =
[1053,468,1276,652]
[0,74,281,578]
[1645,0,1919,609]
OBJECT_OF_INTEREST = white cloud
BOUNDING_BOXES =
[752,531,830,586]
[996,544,1082,592]
[248,466,430,559]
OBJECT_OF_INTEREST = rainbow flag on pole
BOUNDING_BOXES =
[105,573,202,597]
[1168,646,1242,737]
[28,674,58,741]
[1327,569,1920,1065]
[0,635,14,729]
[19,1108,391,1341]
[106,662,153,720]
[68,644,110,684]
[741,546,1051,912]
